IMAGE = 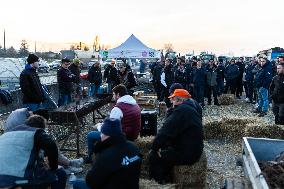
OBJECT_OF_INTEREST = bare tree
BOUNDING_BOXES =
[164,43,174,53]
[19,39,29,57]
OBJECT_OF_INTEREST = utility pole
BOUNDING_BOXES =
[34,41,37,53]
[4,29,6,54]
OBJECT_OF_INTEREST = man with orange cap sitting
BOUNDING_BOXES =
[148,89,204,184]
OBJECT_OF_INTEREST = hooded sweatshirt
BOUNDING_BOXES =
[110,95,141,141]
[4,108,30,132]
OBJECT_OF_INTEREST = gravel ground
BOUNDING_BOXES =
[0,98,274,188]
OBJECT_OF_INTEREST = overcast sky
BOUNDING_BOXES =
[1,0,283,56]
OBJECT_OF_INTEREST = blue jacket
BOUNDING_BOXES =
[254,62,273,89]
[225,64,240,80]
[245,63,257,82]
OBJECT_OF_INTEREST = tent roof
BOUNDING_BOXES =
[109,34,156,52]
[106,34,160,58]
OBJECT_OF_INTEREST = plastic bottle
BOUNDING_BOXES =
[68,173,77,189]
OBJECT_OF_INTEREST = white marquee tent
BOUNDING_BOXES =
[102,34,160,59]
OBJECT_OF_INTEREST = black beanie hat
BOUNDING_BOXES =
[61,58,71,64]
[101,118,122,137]
[169,83,183,94]
[27,54,39,64]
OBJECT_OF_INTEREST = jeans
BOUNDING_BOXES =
[87,131,101,160]
[58,93,71,107]
[244,81,254,102]
[207,86,219,104]
[73,179,90,189]
[88,83,101,97]
[257,87,269,113]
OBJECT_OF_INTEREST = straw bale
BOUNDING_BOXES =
[139,179,176,189]
[218,94,235,105]
[135,136,155,178]
[204,116,257,140]
[173,152,207,189]
[245,123,284,139]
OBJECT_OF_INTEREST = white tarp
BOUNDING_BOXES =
[102,34,160,59]
[0,58,25,79]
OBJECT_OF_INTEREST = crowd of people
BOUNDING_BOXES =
[151,55,284,123]
[0,52,283,188]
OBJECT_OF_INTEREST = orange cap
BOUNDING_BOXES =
[168,89,191,99]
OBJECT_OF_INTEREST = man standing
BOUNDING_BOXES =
[174,59,187,89]
[74,118,142,189]
[104,60,120,93]
[224,59,240,96]
[88,61,102,97]
[216,60,225,96]
[69,58,81,100]
[118,63,137,95]
[206,59,219,105]
[152,60,164,101]
[236,57,245,98]
[161,58,175,108]
[244,59,257,103]
[57,58,76,106]
[253,57,273,117]
[192,60,206,107]
[270,63,284,124]
[149,89,204,183]
[85,84,141,163]
[20,54,45,111]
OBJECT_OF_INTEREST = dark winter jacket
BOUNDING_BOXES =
[224,64,240,80]
[206,65,218,86]
[236,61,245,75]
[270,74,284,103]
[163,64,175,88]
[245,63,257,82]
[104,65,120,86]
[0,124,58,188]
[20,65,45,104]
[86,135,142,189]
[254,62,273,89]
[88,65,102,85]
[119,71,136,89]
[69,63,81,84]
[151,99,204,165]
[216,64,225,82]
[57,67,76,94]
[174,68,187,87]
[192,67,206,86]
[152,63,163,84]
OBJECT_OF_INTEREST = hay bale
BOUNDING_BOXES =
[218,94,235,105]
[135,136,155,178]
[139,179,176,189]
[204,116,257,140]
[173,152,207,189]
[245,123,284,139]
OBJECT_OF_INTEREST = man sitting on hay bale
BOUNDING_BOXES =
[148,89,204,184]
[85,84,141,163]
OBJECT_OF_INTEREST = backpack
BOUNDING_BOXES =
[0,89,13,105]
